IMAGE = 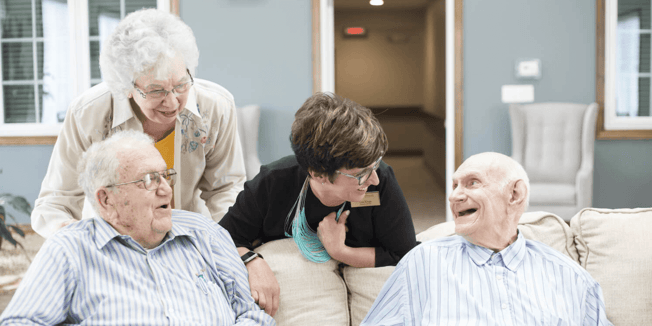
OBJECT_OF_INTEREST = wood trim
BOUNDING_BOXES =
[0,136,57,146]
[312,0,321,94]
[595,0,652,139]
[170,0,180,16]
[455,0,464,168]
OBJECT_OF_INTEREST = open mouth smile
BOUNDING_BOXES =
[458,208,477,217]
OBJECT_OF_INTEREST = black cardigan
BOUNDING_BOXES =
[218,155,417,267]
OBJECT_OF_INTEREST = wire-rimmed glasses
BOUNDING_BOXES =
[106,168,177,191]
[133,69,194,100]
[335,156,383,186]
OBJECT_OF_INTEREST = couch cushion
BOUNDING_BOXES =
[254,238,349,326]
[342,266,394,326]
[571,207,652,325]
[416,211,578,262]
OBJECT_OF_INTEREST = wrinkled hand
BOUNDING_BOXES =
[317,210,350,259]
[246,257,280,317]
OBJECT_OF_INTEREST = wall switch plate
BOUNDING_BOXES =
[501,84,534,103]
[515,59,541,79]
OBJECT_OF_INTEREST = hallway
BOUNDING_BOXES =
[383,156,446,234]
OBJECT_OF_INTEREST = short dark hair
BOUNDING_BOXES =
[290,93,388,183]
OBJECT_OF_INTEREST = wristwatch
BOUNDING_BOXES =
[241,251,263,265]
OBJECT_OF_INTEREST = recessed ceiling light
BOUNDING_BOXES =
[370,0,384,6]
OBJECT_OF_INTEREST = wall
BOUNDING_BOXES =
[181,0,312,165]
[464,0,652,209]
[334,9,424,107]
[423,0,446,119]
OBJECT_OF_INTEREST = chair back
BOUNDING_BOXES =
[510,102,598,184]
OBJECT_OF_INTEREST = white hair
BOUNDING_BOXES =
[99,8,199,99]
[77,130,155,214]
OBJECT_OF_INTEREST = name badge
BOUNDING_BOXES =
[351,191,381,207]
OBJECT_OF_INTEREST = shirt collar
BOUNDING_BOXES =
[111,85,201,129]
[91,215,197,251]
[464,231,525,272]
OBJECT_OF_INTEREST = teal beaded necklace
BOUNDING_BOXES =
[284,177,346,263]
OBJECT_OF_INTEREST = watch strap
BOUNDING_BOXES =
[241,251,263,264]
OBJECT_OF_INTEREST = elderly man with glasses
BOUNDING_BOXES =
[0,130,275,325]
[31,8,245,239]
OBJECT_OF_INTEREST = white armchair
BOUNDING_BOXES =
[509,102,598,221]
[236,105,262,180]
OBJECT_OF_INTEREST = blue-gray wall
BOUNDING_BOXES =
[181,0,312,165]
[464,0,652,208]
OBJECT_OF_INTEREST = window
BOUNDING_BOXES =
[0,0,173,143]
[599,0,652,138]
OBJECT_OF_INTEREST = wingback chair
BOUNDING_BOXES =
[509,102,598,221]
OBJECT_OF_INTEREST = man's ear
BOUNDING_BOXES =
[96,187,113,212]
[509,179,528,207]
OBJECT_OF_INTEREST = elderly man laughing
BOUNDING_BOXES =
[0,130,274,326]
[361,152,611,326]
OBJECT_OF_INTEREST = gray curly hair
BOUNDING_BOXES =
[99,8,199,99]
[78,130,155,214]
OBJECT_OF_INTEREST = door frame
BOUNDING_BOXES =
[312,0,463,222]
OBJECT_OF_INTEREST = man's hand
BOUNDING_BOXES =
[317,210,350,260]
[246,256,280,317]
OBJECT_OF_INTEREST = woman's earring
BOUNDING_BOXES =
[321,182,325,186]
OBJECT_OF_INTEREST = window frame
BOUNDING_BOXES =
[0,0,178,145]
[597,0,652,139]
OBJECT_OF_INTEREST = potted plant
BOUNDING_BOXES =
[0,194,31,262]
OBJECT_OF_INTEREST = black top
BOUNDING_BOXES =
[218,155,417,267]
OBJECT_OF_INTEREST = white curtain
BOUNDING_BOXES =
[41,0,71,123]
[616,12,641,117]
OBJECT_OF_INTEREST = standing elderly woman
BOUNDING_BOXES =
[219,92,418,316]
[31,9,245,238]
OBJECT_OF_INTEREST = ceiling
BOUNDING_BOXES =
[333,0,428,10]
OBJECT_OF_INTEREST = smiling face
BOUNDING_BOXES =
[311,161,381,206]
[449,153,524,251]
[129,53,190,128]
[104,145,173,248]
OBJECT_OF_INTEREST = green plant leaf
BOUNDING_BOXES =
[8,225,25,238]
[4,195,32,216]
[0,222,17,246]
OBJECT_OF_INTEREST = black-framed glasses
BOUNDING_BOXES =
[106,168,177,191]
[133,69,194,100]
[336,156,383,186]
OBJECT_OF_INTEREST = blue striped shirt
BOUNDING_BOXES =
[0,210,275,325]
[361,232,611,326]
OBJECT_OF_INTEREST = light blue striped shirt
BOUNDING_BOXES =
[361,232,611,326]
[0,210,275,326]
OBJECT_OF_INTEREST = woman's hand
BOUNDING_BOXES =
[317,210,350,260]
[245,256,280,317]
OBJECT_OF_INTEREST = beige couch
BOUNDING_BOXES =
[254,208,652,325]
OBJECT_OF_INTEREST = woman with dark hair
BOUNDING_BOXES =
[219,92,417,317]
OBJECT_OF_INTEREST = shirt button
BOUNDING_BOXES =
[496,275,503,281]
[160,280,166,285]
[170,309,174,314]
[502,303,508,309]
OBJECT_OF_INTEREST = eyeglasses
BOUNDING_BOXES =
[106,168,177,191]
[336,156,383,186]
[133,69,194,100]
